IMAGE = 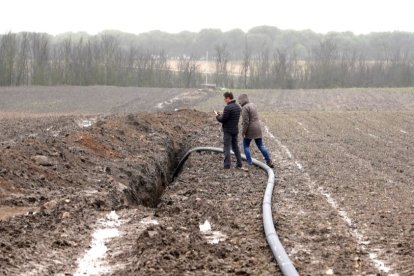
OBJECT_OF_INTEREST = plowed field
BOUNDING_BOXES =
[1,86,413,275]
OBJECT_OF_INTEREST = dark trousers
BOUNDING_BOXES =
[223,132,243,168]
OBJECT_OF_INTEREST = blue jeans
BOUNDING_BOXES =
[243,138,271,165]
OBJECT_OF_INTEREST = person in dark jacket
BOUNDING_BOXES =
[216,91,244,169]
[238,94,274,168]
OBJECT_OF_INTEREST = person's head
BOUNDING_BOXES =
[237,94,249,106]
[223,91,234,103]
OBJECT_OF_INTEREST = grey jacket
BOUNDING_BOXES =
[238,94,262,139]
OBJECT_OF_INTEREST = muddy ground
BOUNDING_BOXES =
[0,87,281,275]
[262,111,414,275]
[1,86,414,275]
[197,88,414,275]
[0,109,216,274]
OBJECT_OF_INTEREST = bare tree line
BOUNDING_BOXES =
[0,32,203,88]
[238,37,414,89]
[1,31,414,89]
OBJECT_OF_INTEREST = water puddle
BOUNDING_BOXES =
[140,217,159,226]
[369,253,393,274]
[295,161,303,170]
[46,126,61,137]
[199,220,226,244]
[76,118,97,128]
[74,211,121,276]
[0,206,37,221]
[155,93,187,109]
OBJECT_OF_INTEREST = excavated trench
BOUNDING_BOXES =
[1,110,293,275]
[69,111,207,211]
[0,110,212,275]
[123,132,185,208]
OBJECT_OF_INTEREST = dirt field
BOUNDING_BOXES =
[1,86,414,275]
[259,111,414,275]
[0,86,210,115]
[197,87,414,275]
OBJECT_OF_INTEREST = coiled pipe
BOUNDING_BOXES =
[171,146,298,276]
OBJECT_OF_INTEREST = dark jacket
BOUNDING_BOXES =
[216,100,241,134]
[238,94,262,139]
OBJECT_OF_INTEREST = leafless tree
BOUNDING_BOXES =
[29,33,50,85]
[241,37,252,89]
[15,33,30,85]
[177,55,199,88]
[0,32,17,86]
[214,43,230,87]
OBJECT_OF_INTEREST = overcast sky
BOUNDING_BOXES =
[1,0,413,35]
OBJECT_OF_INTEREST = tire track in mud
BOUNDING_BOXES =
[263,124,398,275]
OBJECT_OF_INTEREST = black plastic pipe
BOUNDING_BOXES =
[171,146,299,276]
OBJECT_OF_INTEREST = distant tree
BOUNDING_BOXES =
[2,28,414,88]
[30,33,51,85]
[177,54,200,88]
[99,33,120,85]
[15,33,30,85]
[241,36,252,89]
[214,43,230,87]
[272,49,297,89]
[307,38,339,88]
[0,32,17,86]
[194,29,223,57]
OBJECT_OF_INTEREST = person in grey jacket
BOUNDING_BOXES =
[237,94,274,168]
[216,91,244,169]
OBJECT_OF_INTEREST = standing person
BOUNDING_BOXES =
[216,91,244,170]
[237,94,274,168]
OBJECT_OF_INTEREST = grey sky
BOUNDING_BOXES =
[2,0,413,35]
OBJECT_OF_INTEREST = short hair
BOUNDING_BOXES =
[223,91,234,99]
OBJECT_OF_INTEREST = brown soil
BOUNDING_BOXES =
[72,133,123,159]
[107,123,279,275]
[262,110,414,275]
[1,87,413,275]
[0,110,213,275]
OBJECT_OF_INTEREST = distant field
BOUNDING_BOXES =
[197,87,414,112]
[0,86,209,117]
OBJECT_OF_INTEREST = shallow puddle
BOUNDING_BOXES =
[199,220,227,244]
[74,211,121,276]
